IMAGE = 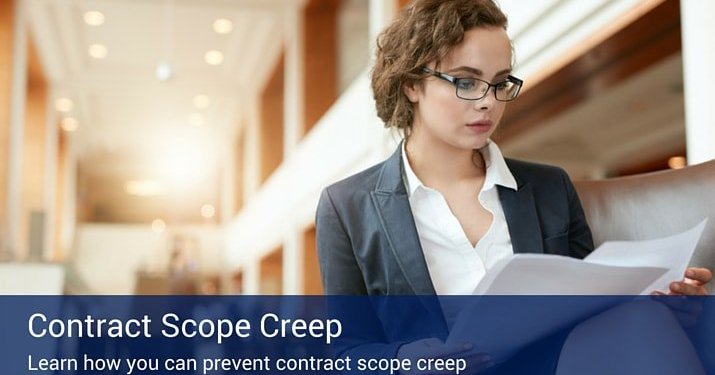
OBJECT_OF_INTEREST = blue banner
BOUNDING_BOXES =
[1,296,713,374]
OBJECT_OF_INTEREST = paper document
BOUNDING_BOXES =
[447,219,708,362]
[584,218,707,293]
[472,218,708,295]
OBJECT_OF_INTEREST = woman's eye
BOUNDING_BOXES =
[456,79,477,91]
[495,82,510,91]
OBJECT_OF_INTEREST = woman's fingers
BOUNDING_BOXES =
[667,268,712,295]
[685,267,713,286]
[669,281,707,295]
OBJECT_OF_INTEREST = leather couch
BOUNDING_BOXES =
[574,159,715,294]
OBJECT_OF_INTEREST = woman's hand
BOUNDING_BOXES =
[651,267,712,328]
[669,267,712,296]
[396,338,493,375]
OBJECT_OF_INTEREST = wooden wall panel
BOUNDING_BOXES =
[303,0,338,135]
[260,247,283,294]
[302,226,322,294]
[498,0,681,142]
[20,39,47,259]
[0,0,14,240]
[397,0,412,10]
[259,53,285,184]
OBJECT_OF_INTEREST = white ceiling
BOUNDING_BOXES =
[24,0,307,222]
[26,0,293,164]
[26,0,685,179]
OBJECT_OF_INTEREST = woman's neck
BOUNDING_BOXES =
[404,134,485,188]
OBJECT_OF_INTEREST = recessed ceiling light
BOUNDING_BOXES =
[213,18,233,34]
[155,61,173,81]
[201,204,216,219]
[84,11,105,26]
[54,98,73,112]
[89,44,108,59]
[668,156,686,169]
[151,219,166,233]
[204,50,224,65]
[193,94,210,109]
[60,117,79,132]
[189,113,204,127]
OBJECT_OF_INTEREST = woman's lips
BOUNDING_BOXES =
[466,120,492,133]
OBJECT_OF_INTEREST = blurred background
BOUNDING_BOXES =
[0,0,713,295]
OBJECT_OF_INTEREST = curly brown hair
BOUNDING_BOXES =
[371,0,508,134]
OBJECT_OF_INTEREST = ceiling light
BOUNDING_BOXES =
[124,180,165,196]
[60,117,79,132]
[201,204,216,219]
[193,94,210,109]
[151,219,166,233]
[155,61,173,81]
[213,18,233,34]
[204,50,224,65]
[84,11,105,26]
[189,113,204,127]
[89,44,108,59]
[668,156,686,169]
[54,98,73,112]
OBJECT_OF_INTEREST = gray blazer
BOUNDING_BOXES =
[316,144,594,295]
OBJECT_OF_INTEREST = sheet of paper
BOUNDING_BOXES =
[472,254,667,295]
[584,218,708,293]
[472,219,707,295]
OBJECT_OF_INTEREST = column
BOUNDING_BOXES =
[22,41,48,261]
[368,0,401,159]
[242,258,261,295]
[368,0,396,62]
[219,136,235,224]
[43,90,58,261]
[280,4,305,295]
[6,0,28,259]
[59,134,77,259]
[680,0,715,164]
[244,101,260,201]
[283,5,305,158]
[281,227,303,294]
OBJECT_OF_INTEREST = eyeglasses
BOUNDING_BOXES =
[421,67,523,102]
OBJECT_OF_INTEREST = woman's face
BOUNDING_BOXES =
[405,26,513,151]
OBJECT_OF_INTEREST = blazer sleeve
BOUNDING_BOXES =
[561,170,595,259]
[315,187,368,295]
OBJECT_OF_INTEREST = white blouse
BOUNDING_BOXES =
[401,140,518,295]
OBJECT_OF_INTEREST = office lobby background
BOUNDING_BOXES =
[1,0,713,295]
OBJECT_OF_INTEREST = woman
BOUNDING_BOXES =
[316,0,711,373]
[316,0,710,298]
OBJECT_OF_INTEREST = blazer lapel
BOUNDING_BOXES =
[371,191,436,294]
[371,144,436,295]
[498,183,544,254]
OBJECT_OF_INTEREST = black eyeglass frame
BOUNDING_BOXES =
[421,67,523,102]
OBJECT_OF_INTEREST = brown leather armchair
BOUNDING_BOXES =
[574,159,715,294]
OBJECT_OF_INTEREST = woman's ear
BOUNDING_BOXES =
[403,81,420,103]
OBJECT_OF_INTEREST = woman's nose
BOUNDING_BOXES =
[474,90,495,111]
